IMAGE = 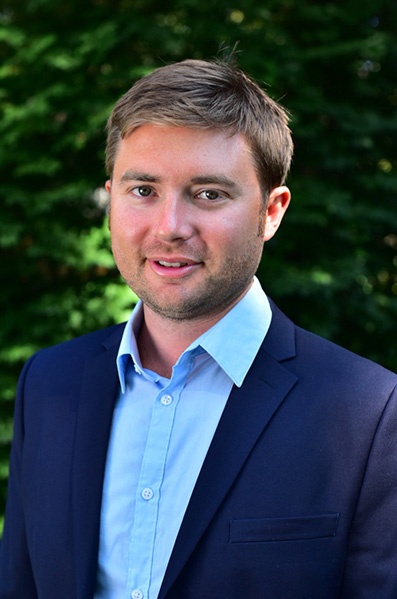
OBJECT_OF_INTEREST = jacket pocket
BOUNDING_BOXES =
[229,513,339,543]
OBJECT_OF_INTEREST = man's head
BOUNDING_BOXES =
[106,59,292,326]
[105,58,293,202]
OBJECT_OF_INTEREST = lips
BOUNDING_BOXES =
[148,256,201,278]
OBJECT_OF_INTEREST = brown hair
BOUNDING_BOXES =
[105,59,293,199]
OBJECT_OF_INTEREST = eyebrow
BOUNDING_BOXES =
[119,170,160,185]
[190,175,240,192]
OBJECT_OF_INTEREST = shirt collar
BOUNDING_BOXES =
[117,276,272,392]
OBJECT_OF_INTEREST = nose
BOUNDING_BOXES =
[153,195,193,242]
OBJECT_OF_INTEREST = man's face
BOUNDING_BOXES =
[107,124,288,323]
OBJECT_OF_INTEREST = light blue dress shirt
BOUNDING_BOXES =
[95,277,272,599]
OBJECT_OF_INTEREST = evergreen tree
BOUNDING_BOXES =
[1,0,396,528]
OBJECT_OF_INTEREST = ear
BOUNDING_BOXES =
[105,179,111,194]
[262,186,291,243]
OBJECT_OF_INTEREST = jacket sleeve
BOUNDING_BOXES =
[0,356,38,599]
[340,384,397,598]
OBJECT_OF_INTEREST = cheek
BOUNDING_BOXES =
[110,224,136,263]
[213,211,263,245]
[110,204,142,241]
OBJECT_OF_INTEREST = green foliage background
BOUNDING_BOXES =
[1,0,396,530]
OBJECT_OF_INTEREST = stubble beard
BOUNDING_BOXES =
[134,263,257,322]
[117,229,265,323]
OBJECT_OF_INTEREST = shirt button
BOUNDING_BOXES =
[141,487,154,501]
[160,394,173,406]
[131,590,144,599]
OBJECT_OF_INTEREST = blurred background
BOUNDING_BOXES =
[1,0,396,531]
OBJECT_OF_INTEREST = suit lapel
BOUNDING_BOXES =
[160,305,298,597]
[71,327,123,597]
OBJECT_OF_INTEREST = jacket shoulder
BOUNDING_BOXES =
[35,322,124,358]
[19,322,126,385]
[295,324,396,385]
[267,299,397,393]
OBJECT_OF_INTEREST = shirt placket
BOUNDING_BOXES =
[127,355,194,599]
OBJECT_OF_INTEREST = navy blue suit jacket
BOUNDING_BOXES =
[1,301,397,598]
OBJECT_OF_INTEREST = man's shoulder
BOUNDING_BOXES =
[296,323,396,382]
[24,322,126,375]
[44,322,125,353]
[266,299,397,389]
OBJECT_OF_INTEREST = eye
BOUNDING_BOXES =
[196,189,221,201]
[132,185,153,197]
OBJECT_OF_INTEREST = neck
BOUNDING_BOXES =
[137,282,254,377]
[137,306,229,378]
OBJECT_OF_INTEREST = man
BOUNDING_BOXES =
[1,58,397,599]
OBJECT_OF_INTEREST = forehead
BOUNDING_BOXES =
[113,124,258,181]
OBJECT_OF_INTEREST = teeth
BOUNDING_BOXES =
[158,260,187,267]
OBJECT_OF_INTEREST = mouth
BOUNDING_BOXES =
[157,260,189,268]
[148,257,201,279]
